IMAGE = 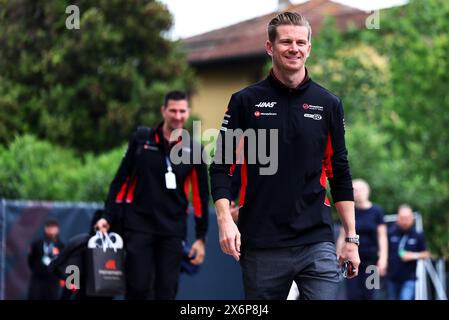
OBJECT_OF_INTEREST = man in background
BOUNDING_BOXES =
[96,91,209,299]
[387,204,431,300]
[28,218,64,300]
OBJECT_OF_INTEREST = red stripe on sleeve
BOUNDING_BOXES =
[115,177,129,203]
[238,159,248,208]
[191,167,203,218]
[323,133,334,178]
[321,133,334,207]
[229,136,245,176]
[321,164,331,207]
[320,164,327,188]
[125,176,138,203]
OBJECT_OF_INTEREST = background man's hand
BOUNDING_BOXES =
[95,218,110,234]
[377,258,388,277]
[401,250,431,262]
[189,239,206,265]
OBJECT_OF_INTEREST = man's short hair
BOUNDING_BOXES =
[164,90,188,108]
[267,11,312,43]
[353,178,370,193]
[44,218,59,227]
[398,203,413,213]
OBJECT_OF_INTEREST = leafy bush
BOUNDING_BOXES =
[0,134,124,202]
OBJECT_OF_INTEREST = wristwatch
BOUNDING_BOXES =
[345,235,360,246]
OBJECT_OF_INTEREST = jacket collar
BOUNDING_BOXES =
[268,68,311,92]
[154,122,183,148]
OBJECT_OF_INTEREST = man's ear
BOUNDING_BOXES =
[160,105,164,115]
[265,40,273,57]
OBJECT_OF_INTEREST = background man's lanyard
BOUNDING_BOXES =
[165,156,173,173]
[398,234,409,257]
[164,153,177,189]
[42,241,54,256]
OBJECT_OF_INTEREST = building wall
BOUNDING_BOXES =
[190,61,265,132]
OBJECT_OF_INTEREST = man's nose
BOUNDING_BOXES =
[174,111,183,120]
[289,43,299,53]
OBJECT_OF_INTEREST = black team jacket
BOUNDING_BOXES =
[104,123,209,241]
[210,70,353,249]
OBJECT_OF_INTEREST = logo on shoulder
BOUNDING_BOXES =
[255,102,277,108]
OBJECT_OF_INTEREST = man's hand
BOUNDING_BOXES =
[335,201,360,278]
[218,217,241,261]
[377,258,388,277]
[95,218,110,234]
[189,239,206,265]
[215,199,241,261]
[338,242,360,279]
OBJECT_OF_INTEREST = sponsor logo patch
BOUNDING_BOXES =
[255,102,277,108]
[304,113,322,121]
[303,103,324,111]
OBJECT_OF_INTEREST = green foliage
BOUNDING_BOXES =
[74,147,124,201]
[370,0,449,256]
[0,0,195,152]
[309,16,344,61]
[0,134,124,202]
[310,44,391,125]
[0,135,82,199]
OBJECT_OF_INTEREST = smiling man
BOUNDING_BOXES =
[210,12,360,300]
[97,91,209,300]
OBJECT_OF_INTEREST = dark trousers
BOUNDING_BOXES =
[28,276,61,300]
[125,231,183,300]
[240,241,340,300]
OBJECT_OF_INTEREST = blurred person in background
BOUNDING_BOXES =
[387,204,431,300]
[28,218,65,300]
[337,179,388,300]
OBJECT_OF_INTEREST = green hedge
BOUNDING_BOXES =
[0,134,124,201]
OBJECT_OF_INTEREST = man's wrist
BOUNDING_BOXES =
[344,234,360,246]
[217,212,234,223]
[215,199,233,222]
[345,230,357,237]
